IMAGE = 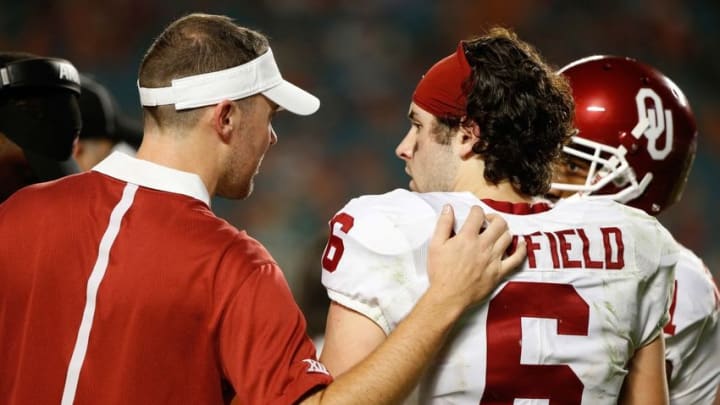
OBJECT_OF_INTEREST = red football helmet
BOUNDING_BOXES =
[551,55,698,215]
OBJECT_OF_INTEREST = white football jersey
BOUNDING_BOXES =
[322,189,678,404]
[664,244,720,404]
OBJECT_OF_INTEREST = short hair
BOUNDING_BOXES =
[138,13,269,129]
[434,27,575,196]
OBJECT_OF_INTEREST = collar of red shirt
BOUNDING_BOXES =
[92,152,211,206]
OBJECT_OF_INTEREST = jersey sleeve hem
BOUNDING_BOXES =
[327,288,391,335]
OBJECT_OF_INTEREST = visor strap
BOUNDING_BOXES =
[138,48,282,111]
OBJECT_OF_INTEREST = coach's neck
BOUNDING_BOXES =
[136,109,223,197]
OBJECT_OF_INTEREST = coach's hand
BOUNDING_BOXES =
[426,204,526,313]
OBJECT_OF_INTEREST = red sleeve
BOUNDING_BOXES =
[217,261,332,404]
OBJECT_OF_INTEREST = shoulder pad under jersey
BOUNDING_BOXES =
[336,189,438,256]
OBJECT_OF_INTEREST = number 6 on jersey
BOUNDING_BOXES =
[322,213,355,272]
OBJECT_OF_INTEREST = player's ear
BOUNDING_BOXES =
[458,118,480,158]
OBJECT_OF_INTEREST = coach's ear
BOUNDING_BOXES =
[212,99,239,145]
[458,119,481,159]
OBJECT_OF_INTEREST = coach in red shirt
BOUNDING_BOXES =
[0,13,525,405]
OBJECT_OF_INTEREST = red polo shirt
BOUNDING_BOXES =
[0,152,331,404]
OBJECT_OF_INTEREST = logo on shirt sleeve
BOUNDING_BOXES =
[302,359,330,375]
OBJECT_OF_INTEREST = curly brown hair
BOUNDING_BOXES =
[434,27,574,196]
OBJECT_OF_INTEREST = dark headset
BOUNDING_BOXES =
[0,57,82,195]
[0,57,82,159]
[0,58,81,95]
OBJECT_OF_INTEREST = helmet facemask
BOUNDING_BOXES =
[551,135,652,204]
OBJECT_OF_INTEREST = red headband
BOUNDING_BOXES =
[412,42,471,119]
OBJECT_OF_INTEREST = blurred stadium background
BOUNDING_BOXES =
[3,1,718,315]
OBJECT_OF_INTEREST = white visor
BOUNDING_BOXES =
[137,48,319,115]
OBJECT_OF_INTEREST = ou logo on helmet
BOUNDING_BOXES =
[631,88,673,160]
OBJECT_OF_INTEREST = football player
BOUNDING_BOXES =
[550,55,720,404]
[319,29,678,404]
